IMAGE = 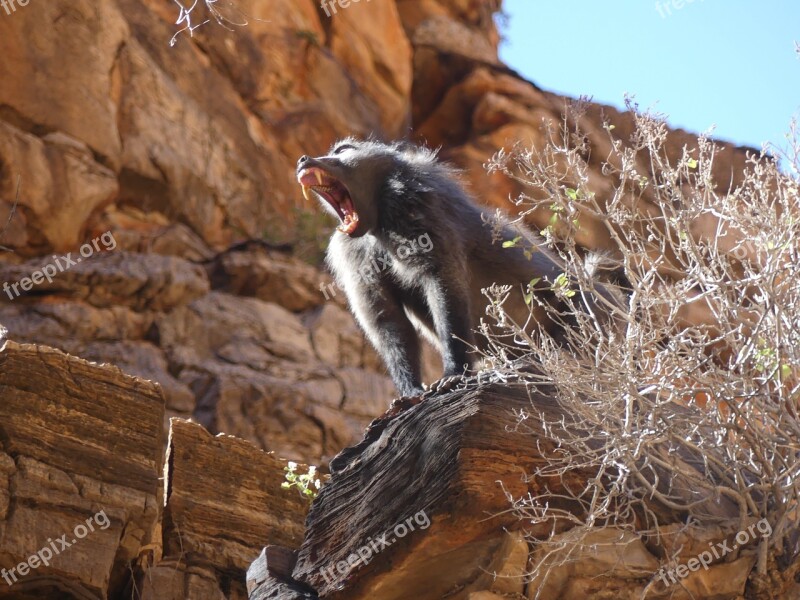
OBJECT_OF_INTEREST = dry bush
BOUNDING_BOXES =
[483,99,800,597]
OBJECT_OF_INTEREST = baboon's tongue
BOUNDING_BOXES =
[339,211,360,235]
[301,180,360,236]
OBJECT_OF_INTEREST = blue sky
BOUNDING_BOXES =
[499,1,800,151]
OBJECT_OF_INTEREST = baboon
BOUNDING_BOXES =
[297,139,613,397]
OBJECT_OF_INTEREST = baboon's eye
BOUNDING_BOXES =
[333,144,356,155]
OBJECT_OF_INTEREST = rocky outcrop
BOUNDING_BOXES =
[0,0,413,256]
[0,248,401,465]
[0,331,309,599]
[0,336,164,597]
[141,419,308,600]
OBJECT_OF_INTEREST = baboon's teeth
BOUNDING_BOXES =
[302,185,312,202]
[316,171,323,185]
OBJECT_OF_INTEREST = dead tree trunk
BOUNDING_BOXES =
[248,382,752,600]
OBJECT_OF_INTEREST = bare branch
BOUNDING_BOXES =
[0,175,20,253]
[169,0,251,47]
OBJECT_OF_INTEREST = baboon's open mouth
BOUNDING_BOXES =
[297,167,360,235]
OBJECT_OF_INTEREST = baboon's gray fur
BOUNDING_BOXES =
[297,139,610,397]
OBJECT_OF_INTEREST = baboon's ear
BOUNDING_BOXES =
[393,138,442,158]
[364,132,390,144]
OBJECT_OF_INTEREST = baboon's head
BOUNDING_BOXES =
[297,138,430,237]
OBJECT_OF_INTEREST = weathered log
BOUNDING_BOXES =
[290,383,570,599]
[276,381,745,600]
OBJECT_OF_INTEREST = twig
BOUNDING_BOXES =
[0,175,20,253]
[169,0,255,47]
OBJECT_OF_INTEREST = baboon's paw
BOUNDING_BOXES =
[425,375,464,396]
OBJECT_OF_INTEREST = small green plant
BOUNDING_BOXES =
[553,272,576,298]
[523,277,541,306]
[503,235,538,260]
[281,461,322,500]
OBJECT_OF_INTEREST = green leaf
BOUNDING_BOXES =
[565,188,579,200]
[687,158,698,169]
[502,236,522,248]
[529,277,541,287]
[553,273,576,298]
[282,461,321,500]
